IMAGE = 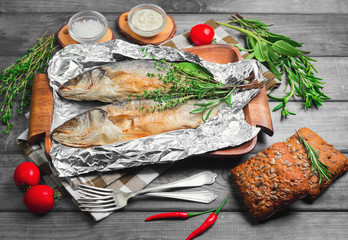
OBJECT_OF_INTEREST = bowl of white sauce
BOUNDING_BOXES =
[128,4,167,37]
[68,11,108,43]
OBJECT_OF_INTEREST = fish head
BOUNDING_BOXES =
[51,109,107,148]
[58,68,106,98]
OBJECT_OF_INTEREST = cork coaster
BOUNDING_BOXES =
[57,24,116,48]
[117,11,176,45]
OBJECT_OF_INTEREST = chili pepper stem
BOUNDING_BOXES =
[186,196,229,240]
[215,195,229,215]
[187,209,217,218]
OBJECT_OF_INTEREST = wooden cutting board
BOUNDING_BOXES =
[28,44,273,157]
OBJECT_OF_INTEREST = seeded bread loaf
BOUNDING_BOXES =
[230,142,310,221]
[284,127,348,200]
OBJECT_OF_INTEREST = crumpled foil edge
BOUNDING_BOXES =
[48,40,263,177]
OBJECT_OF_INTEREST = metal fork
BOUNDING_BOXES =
[77,171,217,212]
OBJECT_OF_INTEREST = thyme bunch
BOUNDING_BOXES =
[138,49,262,121]
[217,14,330,117]
[0,33,55,133]
[296,130,332,184]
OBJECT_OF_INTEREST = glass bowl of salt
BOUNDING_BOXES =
[68,11,108,44]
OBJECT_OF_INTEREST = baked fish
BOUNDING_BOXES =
[58,60,173,103]
[51,100,223,148]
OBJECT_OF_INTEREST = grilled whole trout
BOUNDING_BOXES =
[51,100,223,148]
[58,60,173,102]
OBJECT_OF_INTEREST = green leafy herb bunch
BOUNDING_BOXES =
[218,14,330,117]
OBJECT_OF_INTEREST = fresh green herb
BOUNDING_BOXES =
[296,130,332,184]
[141,50,265,121]
[0,32,56,133]
[217,14,330,117]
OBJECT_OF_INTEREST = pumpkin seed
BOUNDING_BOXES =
[270,158,276,165]
[254,190,261,197]
[257,164,264,170]
[270,195,278,200]
[270,173,277,179]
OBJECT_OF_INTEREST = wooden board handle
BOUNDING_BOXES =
[28,74,53,156]
[244,87,274,136]
[183,45,273,156]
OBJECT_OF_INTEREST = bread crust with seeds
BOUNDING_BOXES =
[230,142,310,221]
[284,127,348,200]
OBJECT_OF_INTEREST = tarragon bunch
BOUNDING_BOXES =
[218,14,330,117]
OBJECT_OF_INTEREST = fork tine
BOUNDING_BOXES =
[78,191,102,198]
[77,197,114,203]
[78,187,112,196]
[78,188,112,197]
[80,206,122,212]
[79,184,114,193]
[78,203,116,208]
[77,194,114,200]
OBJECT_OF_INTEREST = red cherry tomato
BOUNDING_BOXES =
[23,185,54,214]
[190,24,215,46]
[14,162,40,190]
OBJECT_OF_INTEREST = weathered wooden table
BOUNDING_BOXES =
[1,0,348,239]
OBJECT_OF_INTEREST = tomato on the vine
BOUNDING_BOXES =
[23,185,54,214]
[190,24,215,46]
[13,162,40,190]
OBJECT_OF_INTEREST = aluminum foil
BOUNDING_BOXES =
[48,39,263,177]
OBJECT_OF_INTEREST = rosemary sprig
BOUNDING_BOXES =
[0,32,56,133]
[217,14,330,117]
[296,130,332,184]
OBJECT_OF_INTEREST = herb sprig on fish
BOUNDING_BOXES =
[58,53,264,121]
[138,49,260,121]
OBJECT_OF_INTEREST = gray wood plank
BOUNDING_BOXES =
[0,14,347,57]
[1,56,347,101]
[0,0,347,239]
[0,102,28,153]
[1,0,348,14]
[0,153,77,212]
[1,153,347,212]
[1,101,347,153]
[265,101,348,153]
[0,212,347,239]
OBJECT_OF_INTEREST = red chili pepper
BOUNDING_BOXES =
[186,195,229,240]
[145,209,216,222]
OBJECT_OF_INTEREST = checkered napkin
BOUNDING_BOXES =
[16,19,278,222]
[17,129,169,221]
